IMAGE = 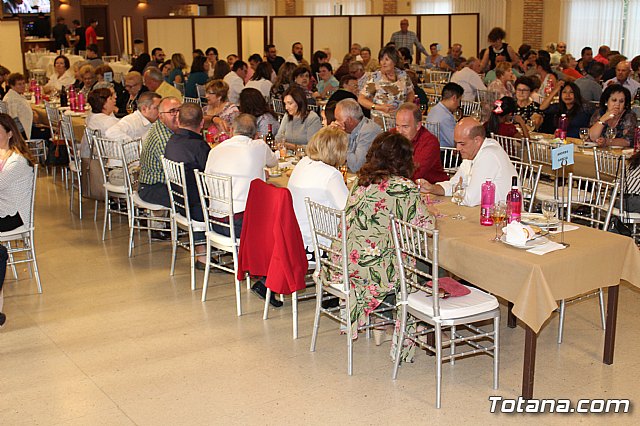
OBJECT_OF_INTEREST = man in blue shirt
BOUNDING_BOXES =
[425,82,463,148]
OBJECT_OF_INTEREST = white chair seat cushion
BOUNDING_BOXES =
[104,182,126,194]
[407,286,499,320]
[0,225,31,241]
[205,230,237,248]
[328,282,349,294]
[174,213,206,232]
[132,192,170,211]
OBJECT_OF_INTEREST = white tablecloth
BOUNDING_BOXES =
[25,52,84,77]
[108,62,132,83]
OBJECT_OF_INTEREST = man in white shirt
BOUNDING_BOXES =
[286,42,305,65]
[604,60,640,95]
[420,118,517,207]
[204,113,278,236]
[223,60,247,104]
[105,92,161,141]
[451,57,487,102]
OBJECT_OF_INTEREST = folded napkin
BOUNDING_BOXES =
[548,224,579,234]
[527,241,567,255]
[426,277,471,298]
[502,221,536,245]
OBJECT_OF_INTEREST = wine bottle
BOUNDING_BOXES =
[60,86,68,107]
[480,180,495,226]
[264,124,275,150]
[506,176,522,223]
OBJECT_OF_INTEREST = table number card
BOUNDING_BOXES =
[551,144,574,170]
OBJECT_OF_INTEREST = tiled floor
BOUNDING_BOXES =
[1,175,639,425]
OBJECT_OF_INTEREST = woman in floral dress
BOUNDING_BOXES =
[327,132,435,354]
[358,46,415,124]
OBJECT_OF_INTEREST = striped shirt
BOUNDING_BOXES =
[140,120,174,185]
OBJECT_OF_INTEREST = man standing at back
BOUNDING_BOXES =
[390,19,428,59]
[205,114,278,237]
[420,118,517,206]
[85,19,98,47]
[426,82,463,148]
[72,19,86,54]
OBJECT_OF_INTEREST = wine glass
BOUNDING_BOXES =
[490,202,507,242]
[605,127,616,147]
[541,200,558,228]
[526,118,536,133]
[451,180,466,220]
[471,108,482,121]
[454,108,463,121]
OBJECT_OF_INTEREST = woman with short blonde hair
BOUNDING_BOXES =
[288,127,349,250]
[306,126,347,168]
[204,79,239,132]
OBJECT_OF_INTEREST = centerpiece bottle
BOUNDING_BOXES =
[506,176,522,223]
[555,114,568,142]
[264,124,275,150]
[480,180,495,226]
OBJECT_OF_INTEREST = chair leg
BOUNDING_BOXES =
[202,242,212,302]
[598,288,606,330]
[78,173,83,220]
[94,200,99,222]
[435,322,443,409]
[7,241,18,279]
[292,291,298,339]
[188,228,196,291]
[231,249,242,316]
[493,315,500,390]
[450,325,456,366]
[557,299,566,344]
[170,221,177,276]
[128,209,135,258]
[102,192,109,241]
[347,307,353,376]
[263,288,270,320]
[310,284,323,352]
[391,304,407,380]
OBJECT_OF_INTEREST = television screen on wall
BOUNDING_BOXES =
[3,0,51,15]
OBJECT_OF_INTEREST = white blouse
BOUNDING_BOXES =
[245,79,273,100]
[44,70,75,92]
[81,112,120,158]
[3,89,34,139]
[0,153,34,226]
[287,156,348,248]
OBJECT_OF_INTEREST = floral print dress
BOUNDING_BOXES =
[324,176,435,349]
[360,68,414,120]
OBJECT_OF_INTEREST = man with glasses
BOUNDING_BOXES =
[138,96,182,212]
[106,92,161,141]
[117,71,148,116]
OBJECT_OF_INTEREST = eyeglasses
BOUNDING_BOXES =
[206,91,216,95]
[516,89,531,93]
[159,108,179,115]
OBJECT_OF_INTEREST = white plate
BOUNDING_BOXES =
[582,142,597,148]
[500,235,549,249]
[521,213,560,228]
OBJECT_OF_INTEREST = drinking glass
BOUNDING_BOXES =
[490,202,507,242]
[471,108,482,121]
[541,200,558,228]
[579,128,590,143]
[605,127,616,147]
[454,108,463,121]
[451,180,466,220]
[526,118,536,133]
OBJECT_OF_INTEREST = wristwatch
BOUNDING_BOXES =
[597,120,605,126]
[371,104,376,110]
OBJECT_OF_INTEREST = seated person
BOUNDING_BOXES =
[425,82,463,148]
[539,81,592,139]
[484,96,530,139]
[43,55,74,94]
[2,73,50,140]
[332,98,382,173]
[85,44,104,68]
[81,88,120,159]
[314,63,339,99]
[164,103,211,267]
[275,85,322,147]
[420,118,517,206]
[105,91,161,141]
[588,84,637,148]
[203,79,239,134]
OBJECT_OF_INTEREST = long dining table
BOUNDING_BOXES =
[267,167,640,399]
[428,198,640,398]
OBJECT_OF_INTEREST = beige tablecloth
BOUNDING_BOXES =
[433,199,640,333]
[31,104,86,142]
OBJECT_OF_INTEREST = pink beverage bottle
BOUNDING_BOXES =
[506,176,522,223]
[634,126,640,153]
[206,124,218,143]
[34,85,41,105]
[480,180,495,226]
[30,79,37,92]
[78,92,85,112]
[555,114,568,141]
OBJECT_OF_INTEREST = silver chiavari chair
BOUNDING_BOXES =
[511,160,542,213]
[61,115,84,219]
[381,114,396,131]
[94,137,130,240]
[440,146,461,176]
[271,98,285,119]
[183,97,202,106]
[390,214,499,408]
[422,120,440,140]
[460,100,482,119]
[491,133,526,162]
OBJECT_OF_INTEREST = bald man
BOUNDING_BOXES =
[420,118,517,206]
[604,60,640,94]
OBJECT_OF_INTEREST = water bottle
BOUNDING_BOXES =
[480,180,495,226]
[554,114,568,142]
[34,85,41,105]
[77,92,85,112]
[506,176,522,223]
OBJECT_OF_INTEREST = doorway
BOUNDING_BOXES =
[81,6,110,56]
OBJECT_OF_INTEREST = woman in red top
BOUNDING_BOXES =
[559,54,583,81]
[484,96,530,139]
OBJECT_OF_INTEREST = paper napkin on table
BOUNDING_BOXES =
[502,221,536,245]
[548,224,579,234]
[527,241,567,255]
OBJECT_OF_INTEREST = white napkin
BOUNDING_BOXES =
[503,221,536,245]
[527,241,567,255]
[548,224,579,234]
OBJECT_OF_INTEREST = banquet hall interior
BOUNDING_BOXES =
[1,0,640,424]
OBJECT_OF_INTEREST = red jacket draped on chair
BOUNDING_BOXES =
[237,179,308,294]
